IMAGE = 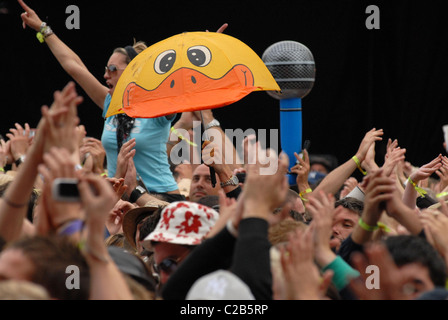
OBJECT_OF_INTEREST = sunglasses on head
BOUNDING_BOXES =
[105,64,125,73]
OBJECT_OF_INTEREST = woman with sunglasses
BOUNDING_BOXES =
[18,0,183,201]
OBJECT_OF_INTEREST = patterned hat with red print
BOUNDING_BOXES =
[143,201,219,247]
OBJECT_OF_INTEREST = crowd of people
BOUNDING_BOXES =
[1,0,448,301]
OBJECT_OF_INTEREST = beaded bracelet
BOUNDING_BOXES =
[36,22,54,43]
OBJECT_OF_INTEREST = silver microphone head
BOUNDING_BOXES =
[262,41,316,100]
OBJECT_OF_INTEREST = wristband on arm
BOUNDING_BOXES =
[36,22,54,43]
[408,177,427,197]
[352,156,367,176]
[299,188,312,202]
[322,255,360,291]
[358,217,391,233]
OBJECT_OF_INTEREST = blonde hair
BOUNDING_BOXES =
[122,273,156,300]
[114,39,147,63]
[0,280,50,300]
[105,232,137,254]
[268,219,308,246]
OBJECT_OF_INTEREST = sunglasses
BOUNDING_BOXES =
[153,249,190,275]
[153,257,180,275]
[105,64,125,73]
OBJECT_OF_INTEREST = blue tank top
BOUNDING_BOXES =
[101,94,178,192]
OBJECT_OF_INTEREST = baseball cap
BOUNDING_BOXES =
[186,270,255,300]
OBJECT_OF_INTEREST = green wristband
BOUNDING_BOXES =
[358,217,379,232]
[322,256,360,291]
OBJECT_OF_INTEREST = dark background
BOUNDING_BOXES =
[1,0,448,170]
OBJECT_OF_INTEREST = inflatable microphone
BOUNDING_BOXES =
[262,41,315,185]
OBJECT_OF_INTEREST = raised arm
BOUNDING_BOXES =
[290,149,312,202]
[0,83,82,241]
[18,0,108,108]
[230,150,290,299]
[402,155,442,209]
[314,128,384,196]
[351,169,395,245]
[78,173,133,300]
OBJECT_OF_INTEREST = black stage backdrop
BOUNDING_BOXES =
[1,0,448,170]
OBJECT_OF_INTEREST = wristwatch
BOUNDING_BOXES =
[220,175,239,188]
[205,119,220,130]
[14,155,26,167]
[129,185,147,203]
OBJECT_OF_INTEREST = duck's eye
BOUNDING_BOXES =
[154,50,176,74]
[187,46,211,67]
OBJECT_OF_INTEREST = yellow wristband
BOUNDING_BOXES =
[100,172,108,177]
[358,217,379,232]
[0,167,4,172]
[408,177,427,198]
[170,127,197,147]
[377,222,391,233]
[36,32,45,43]
[437,192,448,198]
[299,188,312,202]
[352,156,367,176]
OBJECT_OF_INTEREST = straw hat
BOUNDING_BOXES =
[122,198,170,249]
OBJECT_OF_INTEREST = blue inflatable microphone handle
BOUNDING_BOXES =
[280,97,302,185]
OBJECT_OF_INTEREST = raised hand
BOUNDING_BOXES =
[105,177,128,200]
[114,138,136,179]
[351,169,395,245]
[290,149,311,190]
[382,145,406,177]
[280,225,333,300]
[18,0,43,31]
[361,141,379,173]
[36,147,83,232]
[105,199,135,235]
[355,128,384,164]
[349,242,415,300]
[435,156,448,192]
[80,137,106,175]
[80,173,118,222]
[241,145,289,218]
[41,82,83,156]
[306,190,337,266]
[420,200,448,265]
[6,123,32,167]
[409,154,442,183]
